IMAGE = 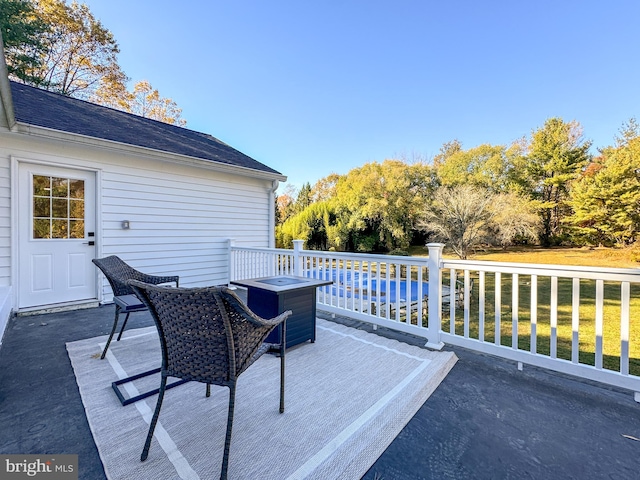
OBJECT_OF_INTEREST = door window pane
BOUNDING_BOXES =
[33,197,50,217]
[33,175,50,196]
[69,179,84,199]
[69,220,85,239]
[51,178,68,197]
[51,219,68,239]
[52,198,68,218]
[33,175,85,240]
[33,219,50,239]
[69,199,84,218]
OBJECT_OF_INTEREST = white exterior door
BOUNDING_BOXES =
[18,163,96,308]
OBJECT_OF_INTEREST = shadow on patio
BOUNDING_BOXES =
[0,303,639,479]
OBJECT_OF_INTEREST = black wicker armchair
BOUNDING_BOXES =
[128,280,290,480]
[92,255,179,359]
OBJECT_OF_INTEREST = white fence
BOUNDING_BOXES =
[229,240,640,397]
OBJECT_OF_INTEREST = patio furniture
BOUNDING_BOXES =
[128,280,291,480]
[92,256,179,359]
[230,275,332,349]
[92,256,187,406]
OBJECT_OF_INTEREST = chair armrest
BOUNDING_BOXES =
[221,287,291,327]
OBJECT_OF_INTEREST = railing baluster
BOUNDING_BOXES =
[495,272,501,346]
[464,270,470,338]
[341,259,347,311]
[417,266,424,327]
[550,276,558,358]
[595,279,604,369]
[531,274,537,354]
[335,258,340,307]
[402,267,409,323]
[621,282,630,376]
[375,265,381,317]
[385,266,391,319]
[358,260,364,314]
[241,250,246,278]
[572,278,580,364]
[318,257,324,301]
[394,265,401,322]
[512,273,519,350]
[479,271,485,342]
[449,268,456,334]
[350,260,355,312]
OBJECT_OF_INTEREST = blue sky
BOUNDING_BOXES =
[83,0,640,190]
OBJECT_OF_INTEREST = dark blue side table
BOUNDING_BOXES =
[230,276,333,349]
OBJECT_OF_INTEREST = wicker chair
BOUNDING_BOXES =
[128,280,291,480]
[92,256,179,359]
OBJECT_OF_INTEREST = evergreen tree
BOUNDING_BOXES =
[526,118,592,246]
[0,0,47,84]
[566,120,640,246]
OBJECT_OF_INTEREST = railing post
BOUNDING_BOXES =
[426,243,445,350]
[227,238,236,283]
[293,239,304,276]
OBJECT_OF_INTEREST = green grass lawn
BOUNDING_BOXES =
[410,245,640,375]
[409,244,639,268]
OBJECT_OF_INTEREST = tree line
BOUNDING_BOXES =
[2,2,638,258]
[277,118,640,259]
[0,0,185,125]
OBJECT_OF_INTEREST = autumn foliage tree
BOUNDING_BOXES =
[277,160,435,251]
[125,80,186,126]
[419,185,539,259]
[2,0,186,125]
[419,185,495,260]
[29,0,125,98]
[435,142,527,193]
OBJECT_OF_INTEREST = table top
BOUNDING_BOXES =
[230,275,333,293]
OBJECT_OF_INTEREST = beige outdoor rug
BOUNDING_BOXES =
[67,318,457,480]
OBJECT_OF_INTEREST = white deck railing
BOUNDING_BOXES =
[229,240,640,398]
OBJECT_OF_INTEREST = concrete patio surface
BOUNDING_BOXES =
[0,303,638,479]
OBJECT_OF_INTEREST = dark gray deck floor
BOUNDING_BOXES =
[0,304,639,479]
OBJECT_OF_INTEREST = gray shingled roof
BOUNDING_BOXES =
[9,81,283,176]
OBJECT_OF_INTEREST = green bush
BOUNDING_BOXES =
[388,249,409,256]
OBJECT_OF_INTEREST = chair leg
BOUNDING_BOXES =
[280,321,286,414]
[116,312,132,341]
[206,383,211,397]
[101,305,121,359]
[141,375,168,461]
[220,382,236,480]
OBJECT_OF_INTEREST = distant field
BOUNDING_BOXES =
[408,245,639,269]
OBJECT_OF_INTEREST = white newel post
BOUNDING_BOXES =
[227,238,236,283]
[293,239,304,276]
[426,243,445,350]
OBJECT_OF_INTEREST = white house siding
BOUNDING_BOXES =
[99,160,272,293]
[0,151,11,339]
[0,159,10,288]
[0,129,277,308]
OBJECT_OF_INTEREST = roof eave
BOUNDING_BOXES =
[13,122,287,182]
